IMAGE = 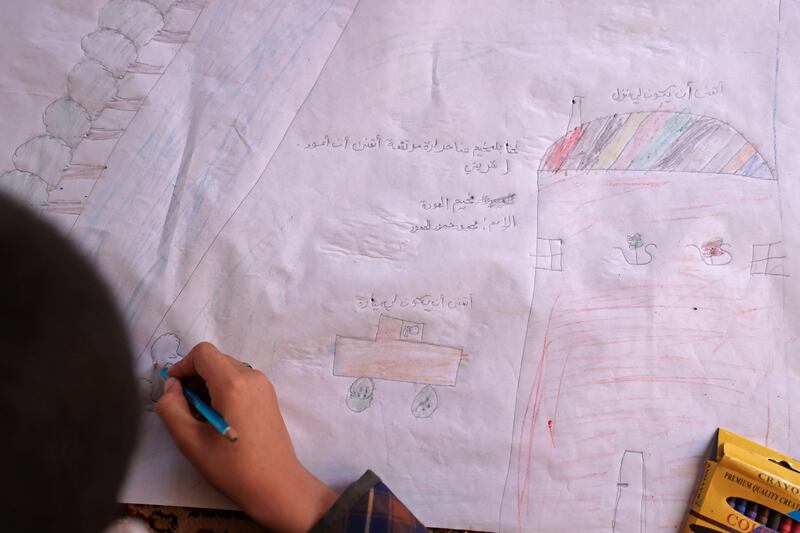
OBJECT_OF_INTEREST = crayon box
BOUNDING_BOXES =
[684,428,800,532]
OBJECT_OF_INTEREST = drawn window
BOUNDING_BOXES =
[535,237,562,271]
[400,319,424,341]
[750,241,787,277]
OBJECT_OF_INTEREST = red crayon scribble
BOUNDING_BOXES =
[551,344,575,449]
[516,292,560,530]
[668,202,719,212]
[584,375,741,394]
[643,212,723,223]
[538,175,575,192]
[545,126,584,171]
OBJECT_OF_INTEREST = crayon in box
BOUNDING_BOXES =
[683,428,800,532]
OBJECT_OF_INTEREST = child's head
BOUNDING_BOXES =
[0,194,139,532]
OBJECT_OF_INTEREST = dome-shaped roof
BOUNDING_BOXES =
[540,111,773,179]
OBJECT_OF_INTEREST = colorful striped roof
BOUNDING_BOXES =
[540,111,773,179]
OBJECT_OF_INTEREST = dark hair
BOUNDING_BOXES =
[0,194,139,533]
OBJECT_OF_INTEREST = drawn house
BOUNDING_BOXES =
[503,102,787,530]
[334,314,464,417]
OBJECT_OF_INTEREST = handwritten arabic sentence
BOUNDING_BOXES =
[303,134,520,176]
[410,216,516,234]
[356,293,473,313]
[411,192,517,234]
[611,80,724,104]
[420,192,515,212]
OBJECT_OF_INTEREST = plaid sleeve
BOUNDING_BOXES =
[310,470,428,533]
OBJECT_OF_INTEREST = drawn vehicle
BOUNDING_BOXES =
[333,314,464,418]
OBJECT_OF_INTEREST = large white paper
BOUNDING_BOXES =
[2,1,799,530]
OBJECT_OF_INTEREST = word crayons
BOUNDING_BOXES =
[684,428,800,532]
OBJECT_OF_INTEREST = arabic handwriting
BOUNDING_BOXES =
[463,159,510,175]
[611,81,724,104]
[409,215,516,234]
[419,192,516,212]
[303,135,520,173]
[356,293,473,313]
[303,135,520,176]
[305,134,519,154]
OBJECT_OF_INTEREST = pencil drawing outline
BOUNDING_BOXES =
[535,237,563,271]
[346,376,375,413]
[333,314,464,417]
[0,0,207,217]
[685,238,733,266]
[501,95,784,531]
[142,332,184,410]
[614,233,656,266]
[411,385,438,419]
[612,450,647,533]
[750,241,788,277]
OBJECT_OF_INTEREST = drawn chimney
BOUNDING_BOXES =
[566,96,583,133]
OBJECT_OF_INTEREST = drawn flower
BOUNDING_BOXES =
[627,233,644,250]
[701,238,725,257]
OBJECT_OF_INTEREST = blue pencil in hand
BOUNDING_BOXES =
[159,366,239,442]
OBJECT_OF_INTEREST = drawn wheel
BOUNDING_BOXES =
[346,377,374,413]
[411,385,438,418]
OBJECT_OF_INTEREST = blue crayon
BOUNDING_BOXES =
[767,510,782,530]
[734,498,748,514]
[746,500,759,520]
[757,504,771,525]
[159,366,238,442]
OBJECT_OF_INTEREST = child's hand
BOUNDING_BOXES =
[156,342,337,532]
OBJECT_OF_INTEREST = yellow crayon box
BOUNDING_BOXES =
[684,428,800,533]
